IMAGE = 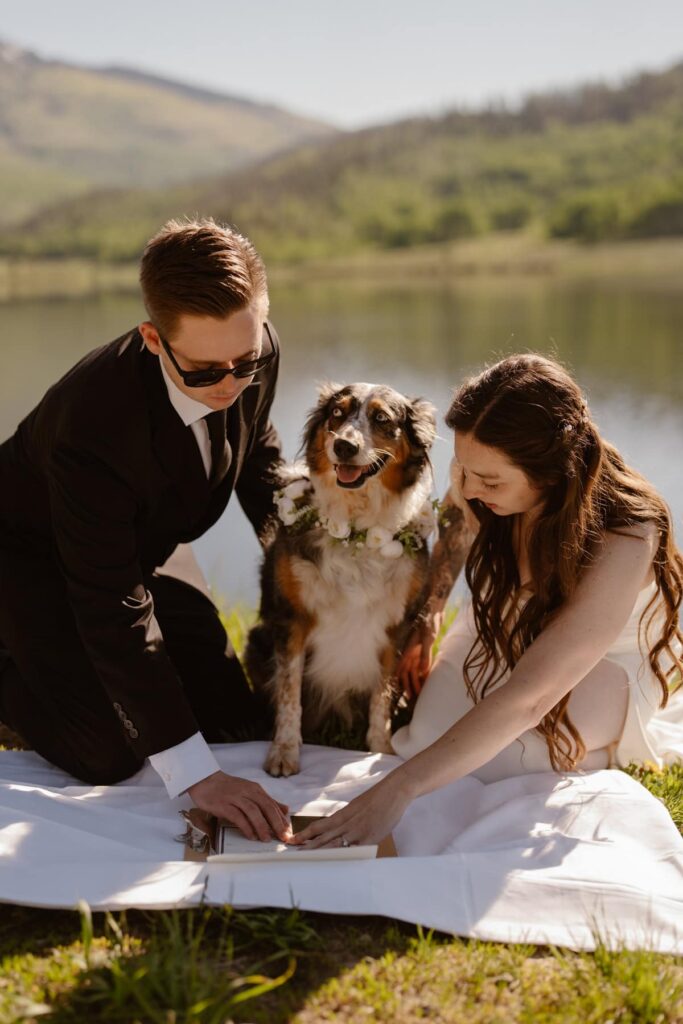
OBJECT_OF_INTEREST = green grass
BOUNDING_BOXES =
[0,907,681,1023]
[0,603,681,1022]
[624,761,683,833]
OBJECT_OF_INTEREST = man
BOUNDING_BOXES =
[0,218,290,842]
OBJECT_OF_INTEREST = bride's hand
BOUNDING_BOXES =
[397,610,442,698]
[288,771,411,849]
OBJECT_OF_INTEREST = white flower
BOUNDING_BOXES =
[380,540,404,559]
[416,501,437,538]
[283,478,310,501]
[366,525,394,549]
[326,517,351,540]
[277,497,299,525]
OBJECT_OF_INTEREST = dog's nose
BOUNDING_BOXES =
[333,438,359,461]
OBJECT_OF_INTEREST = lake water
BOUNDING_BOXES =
[2,279,682,604]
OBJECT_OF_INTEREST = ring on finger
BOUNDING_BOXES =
[340,837,350,848]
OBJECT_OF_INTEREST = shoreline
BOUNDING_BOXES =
[2,235,683,303]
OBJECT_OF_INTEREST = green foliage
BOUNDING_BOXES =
[351,177,440,248]
[0,45,333,228]
[549,192,626,242]
[430,200,483,242]
[624,760,683,832]
[490,201,532,231]
[225,905,320,960]
[294,925,683,1024]
[2,906,681,1024]
[61,906,297,1023]
[629,187,683,237]
[217,604,258,658]
[4,61,683,261]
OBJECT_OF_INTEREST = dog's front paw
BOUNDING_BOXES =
[264,742,301,777]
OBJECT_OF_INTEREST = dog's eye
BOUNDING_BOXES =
[374,411,390,424]
[330,407,344,419]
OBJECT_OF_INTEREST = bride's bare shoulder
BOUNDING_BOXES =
[605,520,658,552]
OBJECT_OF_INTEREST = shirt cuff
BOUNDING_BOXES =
[148,731,221,799]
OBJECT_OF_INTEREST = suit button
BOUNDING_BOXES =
[129,728,139,739]
[113,702,122,712]
[117,710,127,721]
[123,718,134,730]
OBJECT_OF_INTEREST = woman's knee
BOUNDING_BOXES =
[567,659,629,752]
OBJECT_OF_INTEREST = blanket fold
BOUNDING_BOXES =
[0,742,681,953]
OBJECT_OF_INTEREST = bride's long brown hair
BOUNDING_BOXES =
[446,353,683,770]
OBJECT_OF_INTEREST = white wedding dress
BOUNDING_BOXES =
[392,580,683,780]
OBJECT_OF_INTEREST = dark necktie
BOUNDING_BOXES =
[204,410,231,487]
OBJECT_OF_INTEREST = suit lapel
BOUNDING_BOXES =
[195,392,251,528]
[141,345,211,517]
[229,392,249,473]
[138,338,268,534]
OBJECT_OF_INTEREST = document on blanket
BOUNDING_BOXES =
[208,815,379,863]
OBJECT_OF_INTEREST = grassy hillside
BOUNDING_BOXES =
[2,58,682,261]
[0,40,334,227]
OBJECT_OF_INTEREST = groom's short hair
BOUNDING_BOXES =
[139,217,269,338]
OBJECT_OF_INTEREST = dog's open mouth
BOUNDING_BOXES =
[334,455,388,489]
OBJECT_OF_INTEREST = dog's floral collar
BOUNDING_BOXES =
[274,479,437,558]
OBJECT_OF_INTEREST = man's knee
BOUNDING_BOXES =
[65,747,145,786]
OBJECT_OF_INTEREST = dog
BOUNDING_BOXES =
[245,382,437,777]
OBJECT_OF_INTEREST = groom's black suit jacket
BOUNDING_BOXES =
[0,324,282,758]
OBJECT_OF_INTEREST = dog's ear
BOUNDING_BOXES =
[301,381,343,454]
[405,397,437,453]
[315,380,343,405]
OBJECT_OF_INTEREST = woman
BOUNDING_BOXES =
[291,353,683,849]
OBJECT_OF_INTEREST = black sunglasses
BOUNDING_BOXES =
[158,321,276,388]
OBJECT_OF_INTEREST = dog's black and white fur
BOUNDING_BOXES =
[245,382,437,777]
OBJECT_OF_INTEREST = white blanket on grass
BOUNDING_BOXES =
[0,742,681,953]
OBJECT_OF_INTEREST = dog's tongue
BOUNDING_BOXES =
[336,464,364,484]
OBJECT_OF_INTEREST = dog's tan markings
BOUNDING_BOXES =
[378,434,411,494]
[366,644,397,754]
[333,395,354,419]
[367,399,393,419]
[307,426,333,476]
[310,393,358,477]
[266,555,316,777]
[275,554,314,618]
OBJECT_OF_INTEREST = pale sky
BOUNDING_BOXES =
[1,0,682,127]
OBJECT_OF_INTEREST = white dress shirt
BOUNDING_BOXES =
[147,359,222,799]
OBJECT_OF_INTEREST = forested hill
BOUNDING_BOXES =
[0,40,334,227]
[3,58,682,261]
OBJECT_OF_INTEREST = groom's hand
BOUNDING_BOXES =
[187,771,291,842]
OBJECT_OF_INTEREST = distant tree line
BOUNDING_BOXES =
[1,61,682,261]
